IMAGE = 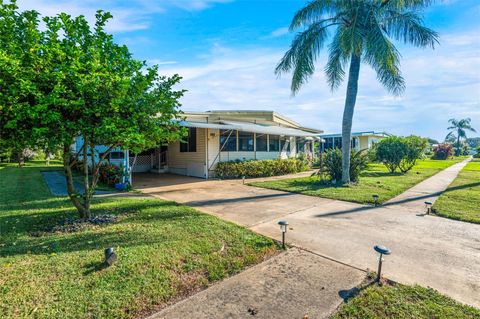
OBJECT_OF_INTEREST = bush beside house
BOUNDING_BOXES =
[215,158,309,179]
[322,149,368,182]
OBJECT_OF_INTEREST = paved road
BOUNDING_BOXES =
[135,159,479,308]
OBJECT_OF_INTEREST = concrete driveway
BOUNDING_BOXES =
[134,171,480,307]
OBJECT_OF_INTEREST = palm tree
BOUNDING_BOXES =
[446,118,476,156]
[276,0,438,183]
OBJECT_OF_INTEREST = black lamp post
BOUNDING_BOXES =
[278,220,289,249]
[425,201,432,214]
[374,245,391,283]
[372,194,379,207]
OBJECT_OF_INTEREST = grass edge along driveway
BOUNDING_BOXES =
[0,163,277,319]
[433,158,480,224]
[332,281,480,319]
[250,159,463,205]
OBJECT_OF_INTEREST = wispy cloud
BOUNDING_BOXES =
[158,31,480,140]
[267,27,290,38]
[16,0,231,32]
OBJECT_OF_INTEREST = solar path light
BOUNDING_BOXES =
[374,245,391,283]
[425,201,432,214]
[278,220,289,250]
[372,194,379,207]
[104,247,117,266]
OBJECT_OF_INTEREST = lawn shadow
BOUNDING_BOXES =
[83,260,109,275]
[0,197,176,239]
[0,199,196,257]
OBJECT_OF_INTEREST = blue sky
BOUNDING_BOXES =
[19,0,480,140]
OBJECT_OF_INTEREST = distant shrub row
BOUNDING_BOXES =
[215,158,309,179]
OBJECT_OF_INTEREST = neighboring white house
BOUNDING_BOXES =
[75,110,323,179]
[320,131,389,152]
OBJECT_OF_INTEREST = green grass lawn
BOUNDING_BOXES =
[250,159,463,205]
[433,158,480,224]
[0,162,276,318]
[332,282,480,319]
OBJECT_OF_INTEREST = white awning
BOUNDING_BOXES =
[179,120,321,139]
[178,121,237,130]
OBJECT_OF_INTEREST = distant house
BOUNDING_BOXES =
[320,131,389,152]
[75,110,323,179]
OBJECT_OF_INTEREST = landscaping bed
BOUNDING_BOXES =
[0,163,276,318]
[250,159,462,204]
[332,282,480,318]
[433,158,480,223]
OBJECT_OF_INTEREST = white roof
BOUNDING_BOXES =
[179,120,320,138]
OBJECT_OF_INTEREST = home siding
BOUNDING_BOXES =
[167,128,207,178]
[359,136,369,150]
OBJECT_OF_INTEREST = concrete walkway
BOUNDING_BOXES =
[385,157,472,212]
[135,159,480,309]
[149,248,365,319]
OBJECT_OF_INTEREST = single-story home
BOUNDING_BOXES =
[75,110,323,179]
[320,131,389,152]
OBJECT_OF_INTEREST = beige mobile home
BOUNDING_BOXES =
[129,110,323,178]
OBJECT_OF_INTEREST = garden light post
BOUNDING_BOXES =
[425,201,432,214]
[372,194,379,207]
[374,245,391,283]
[278,220,289,249]
[104,247,117,266]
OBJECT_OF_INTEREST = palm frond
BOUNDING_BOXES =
[290,0,341,30]
[378,0,436,10]
[382,10,439,48]
[363,16,405,95]
[276,22,330,94]
[324,29,349,90]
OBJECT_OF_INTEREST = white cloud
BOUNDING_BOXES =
[158,32,480,140]
[268,27,290,38]
[15,0,231,32]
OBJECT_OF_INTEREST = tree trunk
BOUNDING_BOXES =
[456,133,460,156]
[82,138,91,219]
[63,144,89,219]
[341,53,361,183]
[17,148,24,167]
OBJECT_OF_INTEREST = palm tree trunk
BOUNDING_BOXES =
[341,53,361,183]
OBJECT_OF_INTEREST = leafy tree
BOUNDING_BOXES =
[0,2,43,166]
[375,136,405,173]
[398,135,427,173]
[446,118,476,156]
[0,2,185,219]
[276,0,438,183]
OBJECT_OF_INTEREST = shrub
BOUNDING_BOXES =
[215,158,309,179]
[99,163,127,186]
[474,146,480,158]
[322,148,368,182]
[375,136,406,173]
[376,136,427,173]
[432,144,453,160]
[399,136,428,173]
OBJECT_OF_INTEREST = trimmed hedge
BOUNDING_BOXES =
[215,158,309,179]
